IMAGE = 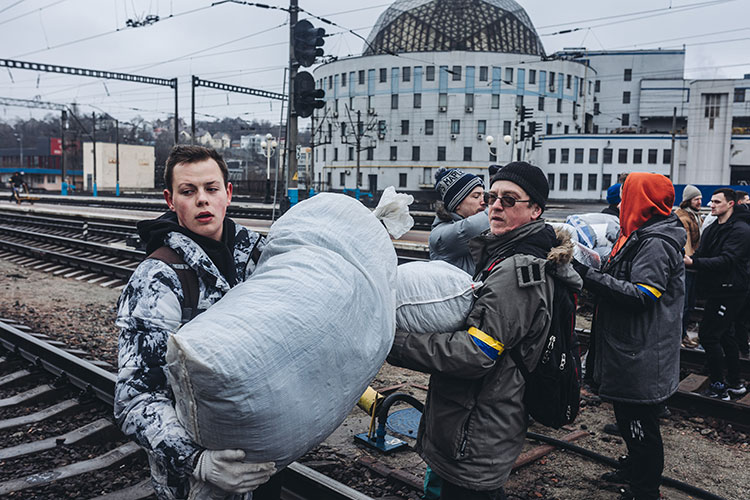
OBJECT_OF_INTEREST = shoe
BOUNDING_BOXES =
[603,423,620,436]
[727,381,747,397]
[704,381,730,401]
[602,468,631,484]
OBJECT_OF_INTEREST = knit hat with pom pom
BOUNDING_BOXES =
[434,168,484,212]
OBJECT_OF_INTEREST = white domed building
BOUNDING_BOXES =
[312,0,750,200]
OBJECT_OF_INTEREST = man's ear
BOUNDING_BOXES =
[531,203,543,220]
[164,189,175,211]
[226,182,233,205]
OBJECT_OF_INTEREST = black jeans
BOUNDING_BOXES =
[733,290,750,354]
[440,481,507,500]
[613,402,663,500]
[699,296,743,385]
[682,271,697,337]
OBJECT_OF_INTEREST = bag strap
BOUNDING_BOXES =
[148,246,200,324]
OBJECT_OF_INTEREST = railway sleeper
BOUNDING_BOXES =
[0,398,82,431]
[0,417,119,460]
[0,440,144,495]
[0,384,66,409]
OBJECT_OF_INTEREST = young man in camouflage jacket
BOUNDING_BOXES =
[115,146,274,499]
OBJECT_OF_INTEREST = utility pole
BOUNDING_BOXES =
[92,112,97,197]
[191,75,196,144]
[115,118,120,196]
[669,107,677,182]
[286,0,299,209]
[60,110,66,195]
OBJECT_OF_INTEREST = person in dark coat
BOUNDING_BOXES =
[732,191,750,357]
[685,188,750,399]
[573,173,686,500]
[602,183,621,217]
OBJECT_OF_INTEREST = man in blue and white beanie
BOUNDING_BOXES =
[429,168,489,275]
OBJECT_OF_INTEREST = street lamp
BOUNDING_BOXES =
[485,134,514,164]
[13,132,23,172]
[260,133,278,203]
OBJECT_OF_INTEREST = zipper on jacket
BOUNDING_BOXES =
[458,415,471,457]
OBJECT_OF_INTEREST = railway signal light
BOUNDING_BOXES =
[294,71,325,118]
[518,105,533,122]
[294,20,325,68]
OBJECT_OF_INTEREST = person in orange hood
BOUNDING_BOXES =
[572,173,686,500]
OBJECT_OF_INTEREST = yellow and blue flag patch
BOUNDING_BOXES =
[636,283,662,301]
[468,327,504,360]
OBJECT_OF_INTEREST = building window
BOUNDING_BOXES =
[412,146,420,161]
[529,69,537,85]
[574,148,584,163]
[477,120,487,135]
[451,120,461,134]
[561,148,569,163]
[557,99,562,113]
[334,148,338,161]
[414,93,422,108]
[622,114,630,126]
[47,175,57,183]
[328,76,333,89]
[566,74,572,89]
[391,94,399,109]
[594,102,600,115]
[359,70,365,85]
[489,147,497,161]
[603,148,613,164]
[503,121,512,136]
[618,149,628,163]
[403,66,411,82]
[465,93,474,110]
[390,146,398,161]
[564,125,569,134]
[734,88,746,103]
[624,68,632,81]
[463,147,472,161]
[538,96,544,111]
[559,173,568,191]
[491,94,500,109]
[439,93,448,110]
[594,80,600,92]
[341,121,347,136]
[589,149,598,163]
[479,66,488,81]
[548,149,556,164]
[663,149,672,164]
[549,71,556,91]
[426,66,435,81]
[345,147,352,161]
[452,65,462,80]
[399,173,407,187]
[401,120,409,135]
[422,167,432,184]
[379,68,387,83]
[341,73,347,87]
[633,149,643,164]
[437,146,446,161]
[505,67,513,83]
[623,91,631,104]
[546,123,553,135]
[705,94,721,117]
[602,174,612,190]
[588,174,597,191]
[425,119,434,135]
[366,147,374,161]
[340,172,346,186]
[548,173,555,190]
[573,173,582,191]
[358,172,363,186]
[648,149,658,164]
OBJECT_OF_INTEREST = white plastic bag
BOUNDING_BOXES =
[166,193,397,469]
[373,186,415,239]
[396,260,481,333]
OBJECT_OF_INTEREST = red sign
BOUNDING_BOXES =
[50,138,62,156]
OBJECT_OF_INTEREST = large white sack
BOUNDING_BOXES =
[396,260,480,333]
[166,193,397,469]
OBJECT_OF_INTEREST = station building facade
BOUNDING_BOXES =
[311,0,750,201]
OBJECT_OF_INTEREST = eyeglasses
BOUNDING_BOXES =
[483,192,530,208]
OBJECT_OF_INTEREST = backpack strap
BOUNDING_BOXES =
[148,246,201,324]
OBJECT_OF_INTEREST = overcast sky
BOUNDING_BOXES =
[1,0,748,127]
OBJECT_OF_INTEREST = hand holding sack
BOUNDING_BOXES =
[191,449,274,494]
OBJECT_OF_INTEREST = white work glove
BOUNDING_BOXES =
[192,449,275,494]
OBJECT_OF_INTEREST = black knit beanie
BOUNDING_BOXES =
[490,161,549,211]
[434,167,484,212]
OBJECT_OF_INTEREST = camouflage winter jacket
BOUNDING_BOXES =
[114,223,264,500]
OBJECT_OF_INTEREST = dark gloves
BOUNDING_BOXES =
[571,258,589,279]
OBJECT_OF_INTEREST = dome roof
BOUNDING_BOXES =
[363,0,545,57]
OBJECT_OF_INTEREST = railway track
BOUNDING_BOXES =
[0,318,381,499]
